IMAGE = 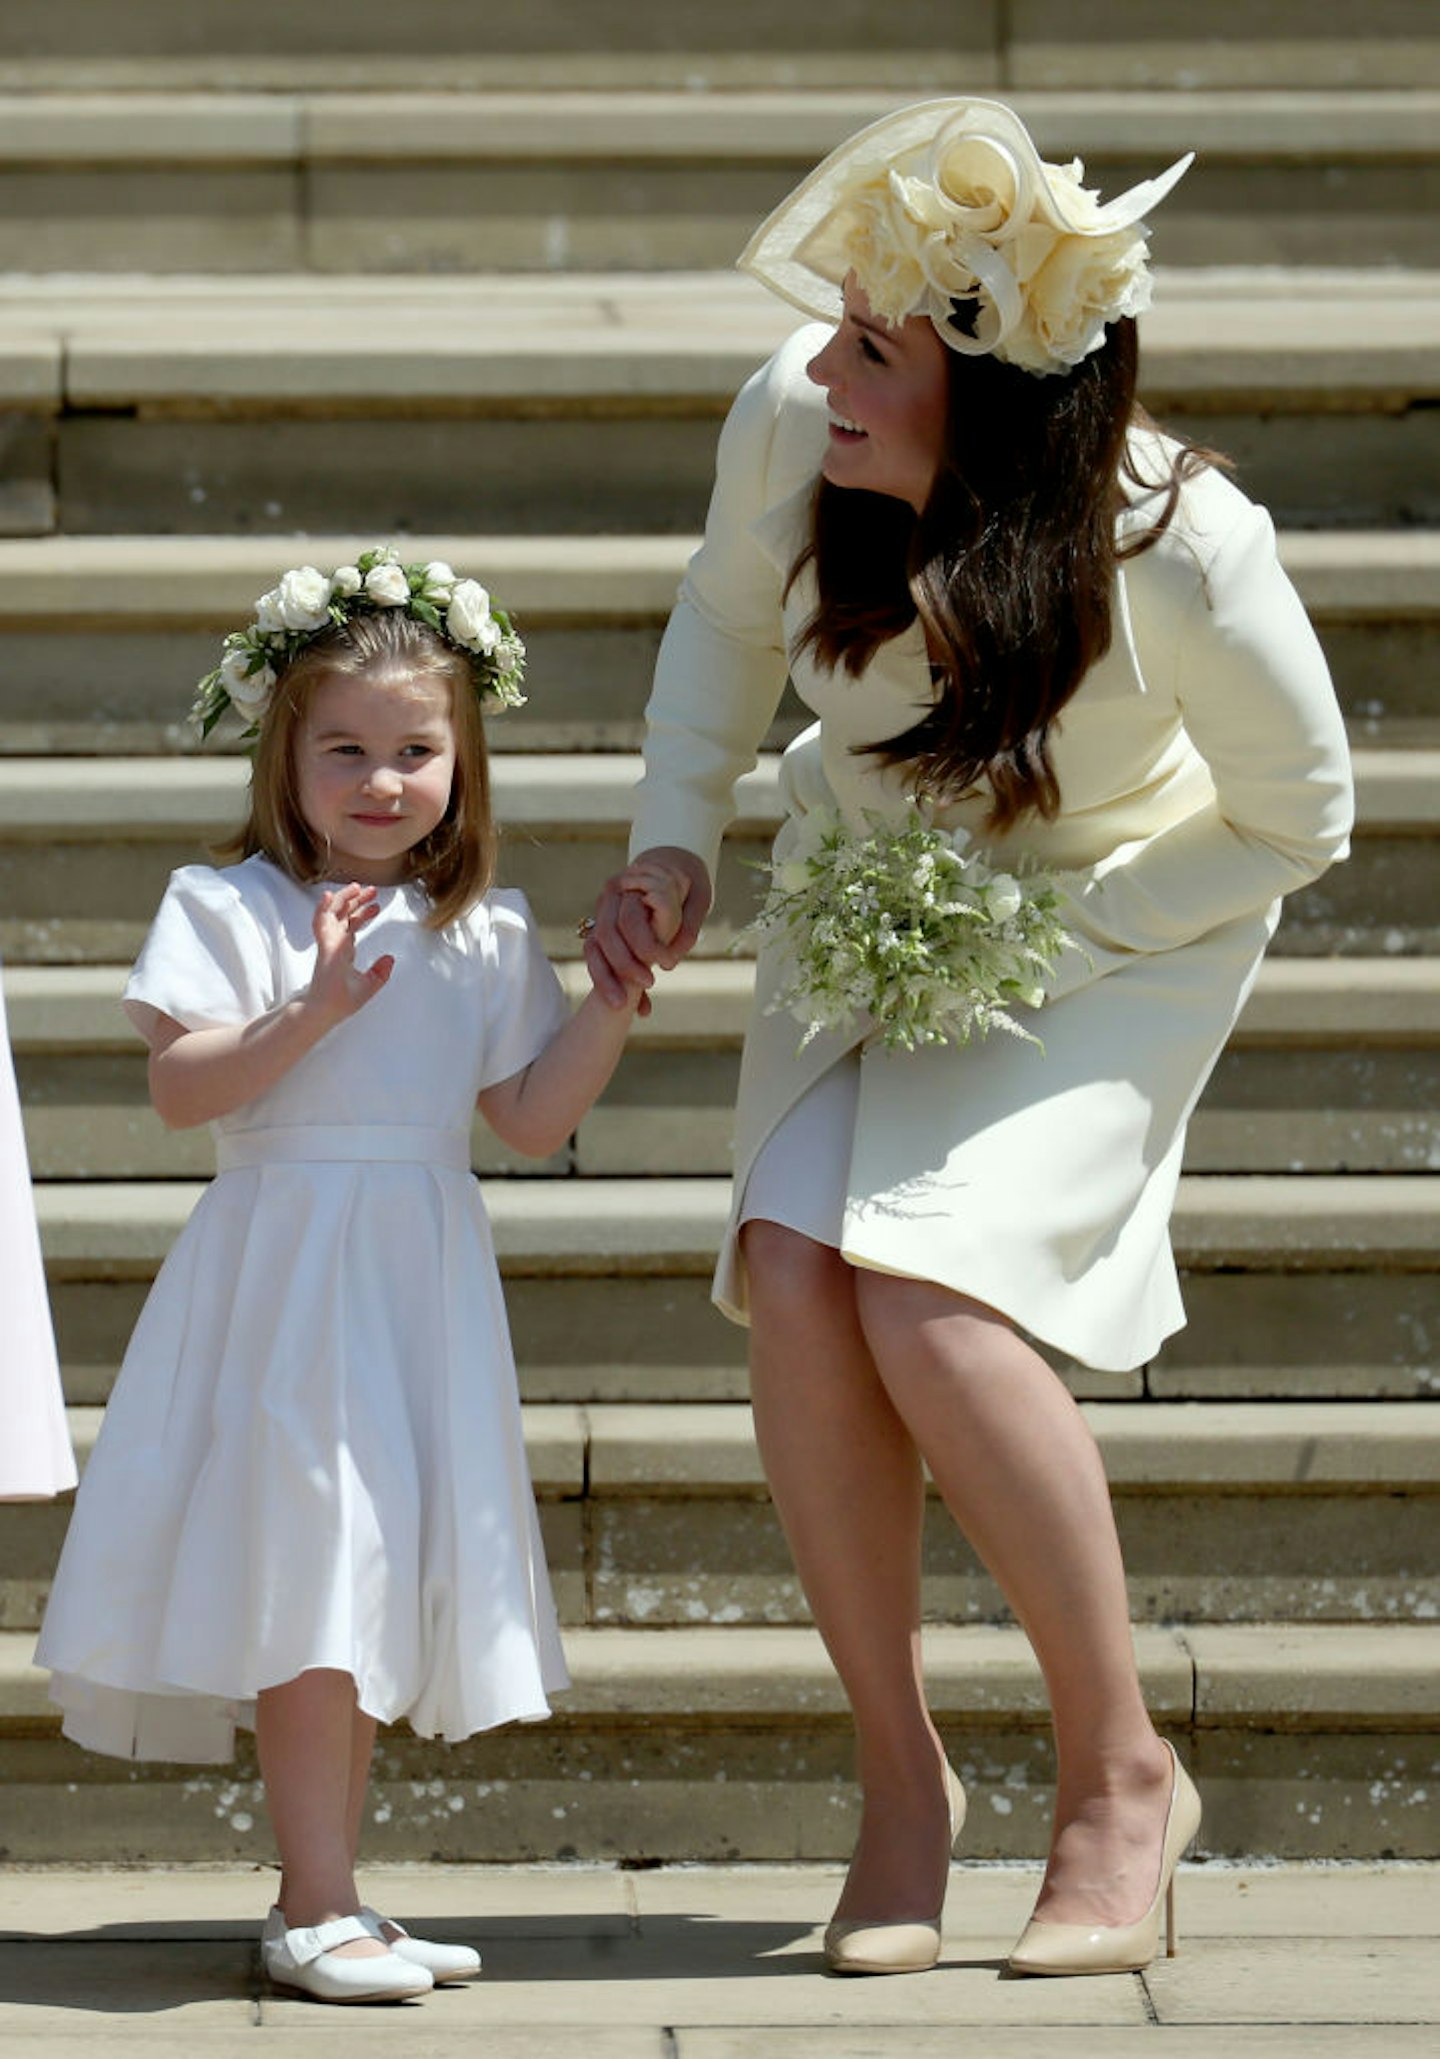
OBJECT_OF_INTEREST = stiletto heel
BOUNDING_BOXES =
[824,1762,966,1976]
[1006,1740,1200,1979]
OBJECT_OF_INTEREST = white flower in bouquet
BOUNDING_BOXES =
[738,806,1070,1052]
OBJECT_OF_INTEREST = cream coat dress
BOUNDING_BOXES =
[629,326,1354,1372]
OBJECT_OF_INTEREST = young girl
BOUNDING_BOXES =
[36,550,662,2004]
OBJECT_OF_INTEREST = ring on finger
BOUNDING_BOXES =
[576,916,596,939]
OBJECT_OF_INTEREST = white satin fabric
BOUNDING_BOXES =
[0,972,75,1499]
[36,858,571,1761]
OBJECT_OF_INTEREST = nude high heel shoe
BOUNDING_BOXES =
[1006,1740,1201,1978]
[823,1763,967,1976]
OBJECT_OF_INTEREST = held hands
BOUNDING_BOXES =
[584,846,712,1013]
[307,884,395,1024]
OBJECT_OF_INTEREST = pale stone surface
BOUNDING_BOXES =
[0,171,303,275]
[305,89,1440,163]
[0,269,1433,404]
[0,746,1408,834]
[0,530,693,619]
[0,1938,253,2026]
[1008,0,1440,90]
[33,1174,1440,1281]
[1188,1624,1440,1722]
[0,524,1434,627]
[0,94,300,156]
[680,2037,1440,2059]
[1189,1732,1440,1858]
[11,957,1440,1053]
[1147,1936,1440,2023]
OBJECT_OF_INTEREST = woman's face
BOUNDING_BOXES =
[805,277,950,513]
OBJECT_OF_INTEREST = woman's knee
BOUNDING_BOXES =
[741,1218,852,1316]
[852,1267,1021,1365]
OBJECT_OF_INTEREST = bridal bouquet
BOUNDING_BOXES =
[740,805,1070,1053]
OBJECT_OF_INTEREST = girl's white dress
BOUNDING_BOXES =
[35,856,571,1763]
[0,970,76,1499]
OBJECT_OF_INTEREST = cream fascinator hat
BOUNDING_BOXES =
[739,98,1192,378]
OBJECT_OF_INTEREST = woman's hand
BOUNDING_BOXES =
[307,883,395,1024]
[584,846,712,1011]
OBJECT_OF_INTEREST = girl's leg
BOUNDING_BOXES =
[742,1220,955,1922]
[255,1668,388,1959]
[852,1270,1174,1927]
[345,1704,378,1868]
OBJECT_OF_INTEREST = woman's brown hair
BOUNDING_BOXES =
[788,316,1220,832]
[217,611,497,929]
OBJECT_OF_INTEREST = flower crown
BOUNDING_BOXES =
[190,545,526,741]
[740,98,1192,378]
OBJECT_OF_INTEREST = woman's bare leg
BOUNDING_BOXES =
[256,1669,387,1958]
[743,1220,955,1922]
[852,1269,1173,1927]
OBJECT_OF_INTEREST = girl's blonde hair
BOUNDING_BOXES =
[218,611,497,929]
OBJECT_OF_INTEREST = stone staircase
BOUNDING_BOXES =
[0,1,1437,1866]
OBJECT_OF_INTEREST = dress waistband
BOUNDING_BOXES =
[215,1125,471,1172]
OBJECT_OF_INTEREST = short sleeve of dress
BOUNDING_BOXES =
[123,866,277,1040]
[476,888,573,1091]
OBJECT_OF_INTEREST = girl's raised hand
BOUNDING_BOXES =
[308,884,395,1023]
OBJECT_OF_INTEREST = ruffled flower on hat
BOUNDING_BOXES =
[810,129,1155,377]
[744,98,1190,380]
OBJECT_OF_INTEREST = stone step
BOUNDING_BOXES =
[2,274,1437,535]
[5,1399,1435,1638]
[0,1620,1435,1861]
[28,1174,1440,1410]
[2,0,1435,92]
[0,527,1435,754]
[0,750,1431,964]
[8,958,1440,1182]
[2,89,1437,272]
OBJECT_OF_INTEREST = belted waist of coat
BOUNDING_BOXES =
[214,1125,472,1171]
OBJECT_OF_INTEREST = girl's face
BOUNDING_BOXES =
[805,276,950,512]
[294,669,457,886]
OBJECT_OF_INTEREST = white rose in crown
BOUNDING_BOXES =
[364,561,412,607]
[257,566,333,633]
[446,579,494,649]
[420,561,458,604]
[220,647,275,715]
[330,564,362,598]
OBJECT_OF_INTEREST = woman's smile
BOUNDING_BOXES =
[806,276,949,512]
